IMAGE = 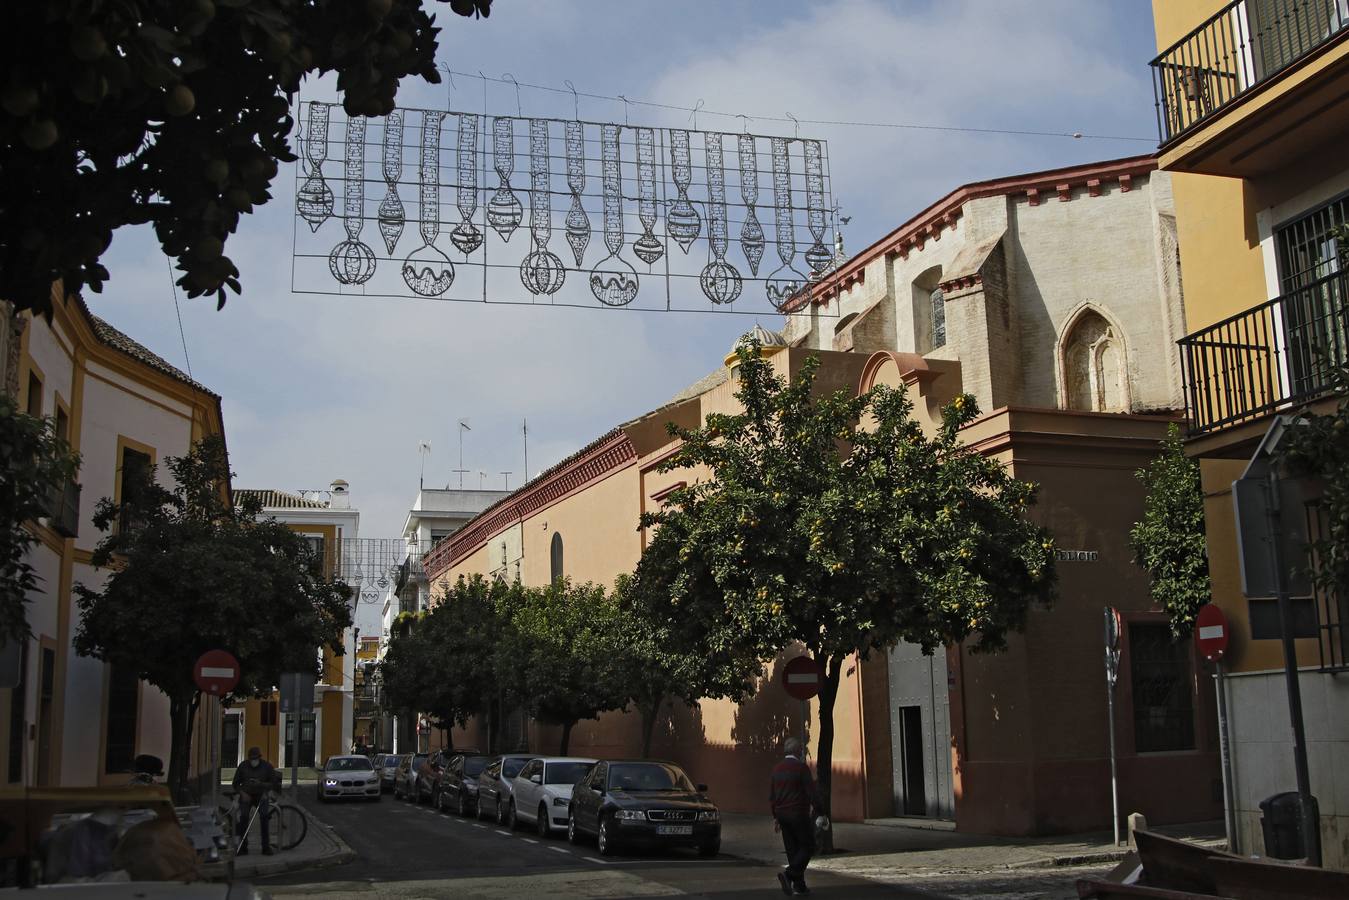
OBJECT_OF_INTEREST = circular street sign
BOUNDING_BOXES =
[193,649,240,696]
[1195,604,1230,661]
[782,655,823,701]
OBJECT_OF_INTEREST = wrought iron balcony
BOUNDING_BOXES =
[1179,267,1348,435]
[1151,0,1349,144]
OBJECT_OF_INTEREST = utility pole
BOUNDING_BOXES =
[500,471,513,490]
[418,441,431,490]
[522,419,529,484]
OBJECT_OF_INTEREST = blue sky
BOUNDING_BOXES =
[93,0,1162,549]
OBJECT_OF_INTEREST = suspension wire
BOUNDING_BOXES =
[442,68,1155,143]
[166,255,194,381]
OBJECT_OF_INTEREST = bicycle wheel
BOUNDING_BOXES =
[272,804,308,851]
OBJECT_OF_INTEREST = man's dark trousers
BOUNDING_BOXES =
[777,813,814,887]
[237,792,271,852]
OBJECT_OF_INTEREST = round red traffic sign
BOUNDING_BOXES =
[1195,605,1230,661]
[782,655,823,701]
[193,650,240,695]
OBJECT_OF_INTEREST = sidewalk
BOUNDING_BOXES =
[228,793,357,881]
[721,813,1225,880]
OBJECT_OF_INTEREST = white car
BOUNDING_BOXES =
[318,754,381,802]
[509,757,597,836]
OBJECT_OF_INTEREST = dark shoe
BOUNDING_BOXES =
[792,884,811,896]
[262,848,274,856]
[777,870,792,896]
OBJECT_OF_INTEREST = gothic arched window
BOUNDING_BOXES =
[930,287,947,349]
[1062,309,1125,412]
[550,532,564,583]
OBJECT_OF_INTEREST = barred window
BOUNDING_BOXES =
[930,287,947,349]
[1275,193,1347,291]
[1129,622,1195,753]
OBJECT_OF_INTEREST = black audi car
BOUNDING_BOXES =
[567,759,720,857]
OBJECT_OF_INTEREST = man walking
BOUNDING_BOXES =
[770,736,821,895]
[232,746,278,855]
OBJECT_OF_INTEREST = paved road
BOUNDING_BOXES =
[257,791,944,899]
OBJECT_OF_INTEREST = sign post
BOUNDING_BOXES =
[1195,604,1237,853]
[193,651,239,815]
[782,656,822,758]
[1103,607,1122,847]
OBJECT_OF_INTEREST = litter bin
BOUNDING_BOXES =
[1260,791,1317,859]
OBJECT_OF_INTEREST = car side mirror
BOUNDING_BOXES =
[697,783,708,793]
[530,774,542,784]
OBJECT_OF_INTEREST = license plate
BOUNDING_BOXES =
[656,825,693,836]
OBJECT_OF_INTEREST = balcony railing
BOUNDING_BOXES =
[1179,267,1348,435]
[1151,0,1349,144]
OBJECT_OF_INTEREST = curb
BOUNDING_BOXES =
[232,807,357,880]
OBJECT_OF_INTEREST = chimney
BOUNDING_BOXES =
[329,479,350,509]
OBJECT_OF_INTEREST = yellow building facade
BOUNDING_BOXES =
[1151,0,1349,864]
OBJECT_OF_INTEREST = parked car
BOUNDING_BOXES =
[511,757,596,837]
[435,754,492,815]
[418,748,479,805]
[476,754,535,825]
[568,759,719,857]
[392,752,427,801]
[374,753,403,793]
[317,754,381,802]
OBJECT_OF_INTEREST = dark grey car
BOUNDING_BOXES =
[475,754,534,825]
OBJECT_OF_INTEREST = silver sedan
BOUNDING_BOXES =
[318,755,381,802]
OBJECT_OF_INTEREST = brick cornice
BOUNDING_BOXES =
[422,429,637,580]
[786,154,1157,312]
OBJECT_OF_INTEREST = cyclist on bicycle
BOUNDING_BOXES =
[232,747,279,855]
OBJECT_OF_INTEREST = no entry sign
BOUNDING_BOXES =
[782,655,823,701]
[193,650,240,696]
[1195,605,1230,661]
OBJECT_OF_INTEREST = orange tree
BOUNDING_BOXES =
[1,0,490,315]
[642,340,1057,838]
[74,436,352,800]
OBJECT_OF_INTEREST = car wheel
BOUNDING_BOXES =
[537,804,550,837]
[698,840,720,858]
[476,797,488,821]
[496,798,508,827]
[454,791,464,816]
[568,810,581,845]
[507,799,518,831]
[597,816,619,857]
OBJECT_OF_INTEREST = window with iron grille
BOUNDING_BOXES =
[1275,192,1348,292]
[1129,622,1196,753]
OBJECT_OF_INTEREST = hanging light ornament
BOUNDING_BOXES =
[589,124,639,306]
[765,137,807,311]
[401,111,455,296]
[486,117,523,241]
[376,110,405,254]
[519,119,566,295]
[296,101,334,232]
[699,132,742,305]
[633,128,664,265]
[450,113,484,256]
[328,116,377,284]
[803,140,832,277]
[564,120,590,266]
[738,134,765,275]
[666,129,701,253]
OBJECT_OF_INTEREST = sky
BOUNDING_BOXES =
[93,0,1163,548]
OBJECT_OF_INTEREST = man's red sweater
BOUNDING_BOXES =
[770,756,819,818]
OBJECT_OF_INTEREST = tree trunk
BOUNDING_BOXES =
[639,694,663,758]
[815,654,843,853]
[559,720,574,755]
[166,688,200,804]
